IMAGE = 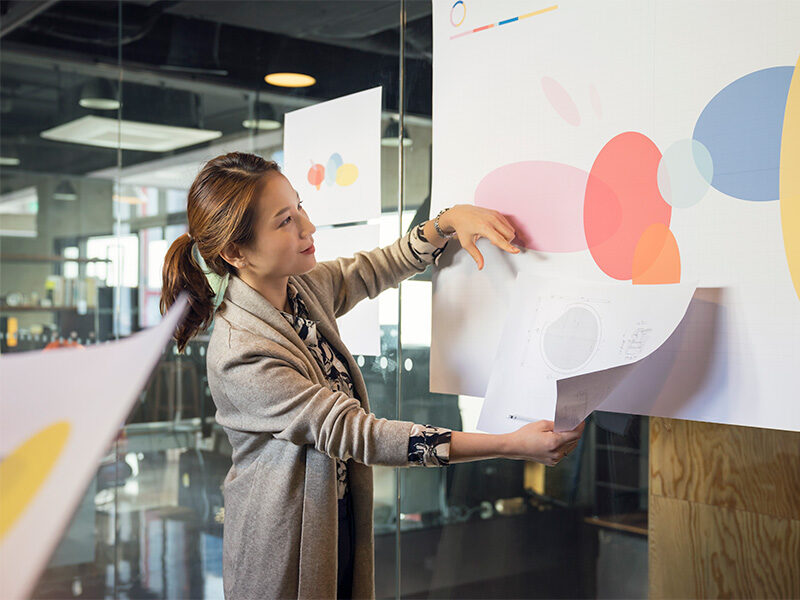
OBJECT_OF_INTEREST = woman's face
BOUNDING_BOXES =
[239,171,317,279]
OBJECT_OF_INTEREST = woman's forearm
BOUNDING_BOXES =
[449,420,586,466]
[449,430,510,463]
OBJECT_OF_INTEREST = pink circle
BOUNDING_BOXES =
[541,77,581,126]
[475,161,590,252]
[584,132,671,280]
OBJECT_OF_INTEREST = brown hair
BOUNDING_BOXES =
[160,152,280,352]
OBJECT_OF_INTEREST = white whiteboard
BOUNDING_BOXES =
[430,0,800,432]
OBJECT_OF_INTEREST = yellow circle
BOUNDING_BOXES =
[0,421,71,540]
[336,164,359,186]
[781,55,800,301]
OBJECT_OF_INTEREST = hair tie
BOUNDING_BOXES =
[190,241,229,311]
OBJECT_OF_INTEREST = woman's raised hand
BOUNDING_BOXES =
[439,204,520,269]
[502,420,585,466]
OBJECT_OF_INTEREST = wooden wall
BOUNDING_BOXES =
[649,417,800,599]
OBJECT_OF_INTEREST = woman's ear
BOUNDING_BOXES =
[220,242,247,270]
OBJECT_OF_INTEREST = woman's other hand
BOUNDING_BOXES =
[438,204,520,269]
[501,419,585,466]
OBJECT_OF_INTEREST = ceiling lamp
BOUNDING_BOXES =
[381,121,413,147]
[264,72,316,88]
[53,180,77,201]
[242,118,281,131]
[242,104,281,130]
[0,156,20,167]
[79,79,120,110]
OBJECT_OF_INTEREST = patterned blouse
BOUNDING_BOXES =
[279,223,453,499]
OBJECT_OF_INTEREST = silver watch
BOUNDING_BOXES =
[434,208,455,239]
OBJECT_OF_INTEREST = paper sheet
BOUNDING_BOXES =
[313,224,381,355]
[283,87,382,227]
[0,295,189,600]
[430,1,800,432]
[477,275,696,434]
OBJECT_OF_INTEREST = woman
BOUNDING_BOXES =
[161,152,584,599]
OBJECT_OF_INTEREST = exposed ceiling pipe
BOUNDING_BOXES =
[0,0,59,38]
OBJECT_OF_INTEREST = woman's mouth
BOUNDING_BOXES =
[300,243,315,255]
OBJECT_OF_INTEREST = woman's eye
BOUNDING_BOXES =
[281,216,291,226]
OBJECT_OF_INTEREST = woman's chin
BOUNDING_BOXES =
[298,256,317,273]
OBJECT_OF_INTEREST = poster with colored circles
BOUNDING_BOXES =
[429,0,800,432]
[0,295,189,600]
[283,87,382,227]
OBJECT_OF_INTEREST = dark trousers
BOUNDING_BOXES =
[337,489,355,599]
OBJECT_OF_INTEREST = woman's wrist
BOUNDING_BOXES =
[436,206,457,235]
[449,430,512,463]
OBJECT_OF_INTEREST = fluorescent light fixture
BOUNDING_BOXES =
[264,72,316,88]
[242,118,281,131]
[0,156,20,166]
[79,79,120,110]
[40,115,223,152]
[79,98,120,110]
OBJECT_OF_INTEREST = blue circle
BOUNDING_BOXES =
[693,66,793,202]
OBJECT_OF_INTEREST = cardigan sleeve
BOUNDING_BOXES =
[305,225,449,319]
[214,346,422,467]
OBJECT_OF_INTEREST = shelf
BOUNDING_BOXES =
[596,444,642,455]
[0,305,97,312]
[0,254,111,263]
[595,481,646,493]
[584,512,648,537]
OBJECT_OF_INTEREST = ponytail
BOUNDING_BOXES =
[160,232,216,353]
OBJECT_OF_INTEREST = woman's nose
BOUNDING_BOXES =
[301,215,316,237]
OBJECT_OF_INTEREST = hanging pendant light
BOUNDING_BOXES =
[79,79,120,110]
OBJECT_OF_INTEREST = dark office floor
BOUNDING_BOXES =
[30,444,643,599]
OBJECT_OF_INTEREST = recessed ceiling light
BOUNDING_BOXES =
[242,118,281,131]
[0,157,21,166]
[264,72,316,88]
[41,115,222,152]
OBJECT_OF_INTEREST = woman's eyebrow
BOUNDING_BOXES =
[273,193,302,219]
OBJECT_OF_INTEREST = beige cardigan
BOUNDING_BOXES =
[206,231,432,599]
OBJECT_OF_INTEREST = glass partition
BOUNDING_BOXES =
[1,2,647,598]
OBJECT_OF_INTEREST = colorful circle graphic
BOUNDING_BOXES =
[474,161,590,252]
[584,132,672,281]
[657,139,713,209]
[780,60,800,301]
[693,66,794,202]
[450,1,466,27]
[0,421,71,540]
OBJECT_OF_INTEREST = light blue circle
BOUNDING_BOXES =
[326,153,343,186]
[657,139,714,208]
